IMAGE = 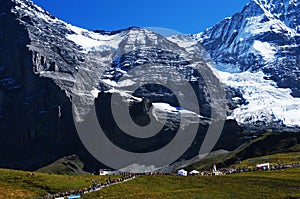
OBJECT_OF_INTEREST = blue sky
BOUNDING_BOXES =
[31,0,249,34]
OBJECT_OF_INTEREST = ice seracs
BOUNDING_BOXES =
[251,40,276,61]
[219,71,300,128]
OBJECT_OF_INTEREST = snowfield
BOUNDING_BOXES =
[66,24,123,53]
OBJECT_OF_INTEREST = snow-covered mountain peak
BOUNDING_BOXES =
[253,0,298,9]
[247,0,274,18]
[11,0,169,55]
[66,24,124,53]
[196,0,299,70]
[12,0,58,24]
[192,0,300,129]
[251,0,300,31]
[65,24,182,54]
[119,27,166,51]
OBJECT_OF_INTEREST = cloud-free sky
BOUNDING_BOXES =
[31,0,249,34]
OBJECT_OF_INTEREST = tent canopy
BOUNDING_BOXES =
[177,169,187,176]
[189,170,199,174]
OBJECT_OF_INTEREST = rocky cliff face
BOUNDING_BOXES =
[0,0,245,171]
[0,0,82,170]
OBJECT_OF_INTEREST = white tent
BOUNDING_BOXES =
[177,169,187,176]
[189,170,200,175]
[99,169,113,176]
[256,163,270,170]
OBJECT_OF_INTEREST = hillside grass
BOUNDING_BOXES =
[0,168,119,198]
[36,155,88,175]
[83,168,300,199]
[0,181,35,199]
[231,151,300,169]
[185,153,229,171]
[187,131,300,171]
[186,132,273,171]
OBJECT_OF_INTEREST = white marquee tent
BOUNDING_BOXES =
[177,169,188,176]
[189,170,200,175]
[256,163,270,170]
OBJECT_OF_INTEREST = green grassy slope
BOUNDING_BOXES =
[36,155,88,175]
[0,169,118,198]
[187,132,300,171]
[231,152,300,169]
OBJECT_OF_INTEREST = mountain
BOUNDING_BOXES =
[0,0,299,172]
[195,0,300,130]
[0,0,245,172]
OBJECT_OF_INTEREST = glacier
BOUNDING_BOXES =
[219,70,300,128]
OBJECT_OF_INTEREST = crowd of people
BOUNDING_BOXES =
[194,162,300,176]
[220,162,300,175]
[41,173,136,199]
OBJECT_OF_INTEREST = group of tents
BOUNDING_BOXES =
[177,169,199,176]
